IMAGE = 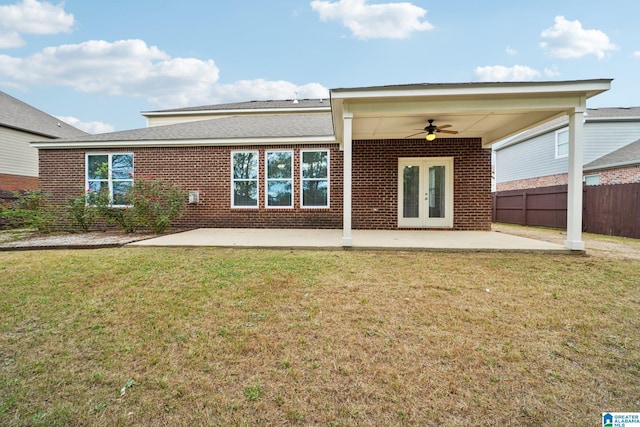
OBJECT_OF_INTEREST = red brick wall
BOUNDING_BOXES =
[496,173,568,191]
[38,138,492,231]
[496,165,640,191]
[39,145,344,229]
[352,138,492,230]
[0,173,39,192]
[597,165,640,185]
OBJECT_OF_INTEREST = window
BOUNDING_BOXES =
[266,151,293,207]
[584,174,600,186]
[301,150,329,208]
[555,129,569,159]
[86,153,133,206]
[232,151,258,207]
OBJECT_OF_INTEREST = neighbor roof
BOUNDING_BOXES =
[494,107,640,151]
[33,112,335,148]
[584,138,640,171]
[0,91,88,138]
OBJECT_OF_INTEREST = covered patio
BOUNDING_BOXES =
[129,228,570,252]
[330,79,612,250]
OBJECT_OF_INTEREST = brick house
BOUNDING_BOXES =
[33,80,611,250]
[0,90,87,193]
[495,107,640,191]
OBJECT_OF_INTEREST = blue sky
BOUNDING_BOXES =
[0,0,638,133]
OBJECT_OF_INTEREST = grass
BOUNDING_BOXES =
[0,247,639,426]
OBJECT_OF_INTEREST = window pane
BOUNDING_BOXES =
[113,181,132,205]
[233,181,258,206]
[302,151,327,178]
[233,152,258,179]
[112,154,133,179]
[403,165,420,218]
[88,155,108,179]
[303,181,328,206]
[429,166,446,218]
[267,181,292,206]
[267,152,292,178]
[557,131,569,157]
[87,180,108,194]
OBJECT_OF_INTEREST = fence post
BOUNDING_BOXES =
[522,191,527,226]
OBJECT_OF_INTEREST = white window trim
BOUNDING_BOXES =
[584,173,600,186]
[231,150,259,209]
[300,149,330,209]
[555,128,569,159]
[85,152,134,207]
[265,150,294,208]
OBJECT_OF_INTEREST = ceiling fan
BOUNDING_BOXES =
[406,119,458,141]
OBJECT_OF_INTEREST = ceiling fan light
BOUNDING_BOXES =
[426,132,436,141]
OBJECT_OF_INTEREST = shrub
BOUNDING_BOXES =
[66,192,99,232]
[131,177,187,233]
[0,190,60,233]
[87,176,186,234]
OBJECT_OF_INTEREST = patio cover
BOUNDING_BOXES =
[329,79,612,250]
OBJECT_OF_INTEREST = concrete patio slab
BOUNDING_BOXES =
[129,228,572,253]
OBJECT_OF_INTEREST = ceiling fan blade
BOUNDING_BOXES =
[438,129,458,134]
[404,131,426,138]
[436,124,452,130]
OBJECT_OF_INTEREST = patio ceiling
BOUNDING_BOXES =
[330,80,612,148]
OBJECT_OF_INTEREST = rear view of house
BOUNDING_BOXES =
[33,79,611,250]
[0,91,88,192]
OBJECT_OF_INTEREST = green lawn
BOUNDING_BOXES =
[1,247,638,426]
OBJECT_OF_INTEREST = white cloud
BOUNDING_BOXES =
[0,0,74,48]
[473,65,541,82]
[544,65,560,77]
[633,51,640,58]
[56,116,114,134]
[540,16,616,60]
[310,0,433,40]
[0,38,329,109]
[0,39,220,107]
[506,45,517,56]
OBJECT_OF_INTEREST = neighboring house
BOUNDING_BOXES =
[0,91,88,192]
[32,79,611,249]
[494,107,640,191]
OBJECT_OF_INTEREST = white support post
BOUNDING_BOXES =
[342,112,353,246]
[565,108,585,251]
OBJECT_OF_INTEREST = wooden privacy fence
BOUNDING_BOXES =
[492,183,640,239]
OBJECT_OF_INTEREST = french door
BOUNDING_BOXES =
[398,157,453,228]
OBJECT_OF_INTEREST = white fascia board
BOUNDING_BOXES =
[32,136,337,149]
[330,79,612,100]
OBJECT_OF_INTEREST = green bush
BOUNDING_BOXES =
[87,176,186,234]
[0,190,60,233]
[66,192,99,232]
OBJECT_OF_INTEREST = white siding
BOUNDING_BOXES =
[496,120,640,184]
[583,121,640,163]
[495,131,565,183]
[0,127,43,177]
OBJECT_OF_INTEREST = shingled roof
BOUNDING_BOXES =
[38,112,334,146]
[0,91,88,138]
[143,99,330,114]
[584,139,640,171]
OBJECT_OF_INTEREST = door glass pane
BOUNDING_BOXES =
[429,166,445,218]
[403,165,420,218]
